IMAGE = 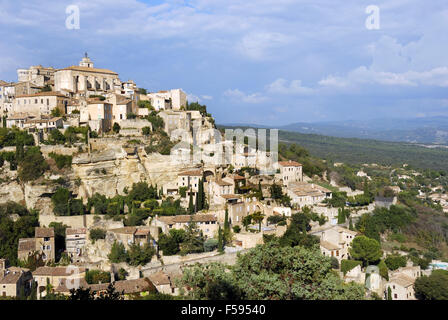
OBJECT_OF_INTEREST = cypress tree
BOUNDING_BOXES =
[349,217,354,231]
[197,178,204,211]
[217,225,224,253]
[188,190,194,214]
[387,286,392,300]
[258,181,263,200]
[16,142,24,162]
[223,208,230,243]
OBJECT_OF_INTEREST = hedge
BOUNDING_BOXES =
[341,260,363,275]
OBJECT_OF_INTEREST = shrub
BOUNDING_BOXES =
[85,269,111,284]
[18,147,48,182]
[90,228,106,243]
[49,152,72,169]
[204,239,219,252]
[384,254,407,271]
[330,256,339,269]
[232,225,241,233]
[341,260,363,275]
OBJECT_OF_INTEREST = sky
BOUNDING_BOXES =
[1,0,448,126]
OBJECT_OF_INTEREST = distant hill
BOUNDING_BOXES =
[218,124,448,171]
[278,117,448,144]
[222,116,448,144]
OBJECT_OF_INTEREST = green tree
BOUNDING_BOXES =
[349,236,383,266]
[85,269,111,284]
[217,225,224,253]
[223,208,230,243]
[89,228,106,243]
[384,254,407,271]
[18,147,49,182]
[180,218,204,255]
[414,270,448,300]
[108,241,128,263]
[177,242,365,300]
[188,191,194,214]
[127,243,155,266]
[251,211,265,233]
[112,123,120,134]
[48,129,66,145]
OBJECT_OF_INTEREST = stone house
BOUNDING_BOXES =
[108,226,153,249]
[385,266,422,300]
[0,259,33,298]
[177,169,203,196]
[32,266,86,299]
[277,160,303,186]
[287,182,332,208]
[12,91,69,116]
[152,214,218,239]
[18,227,55,263]
[319,226,357,262]
[209,179,235,205]
[84,278,156,300]
[148,271,180,295]
[81,99,113,133]
[65,228,87,262]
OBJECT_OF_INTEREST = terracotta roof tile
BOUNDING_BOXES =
[35,227,54,238]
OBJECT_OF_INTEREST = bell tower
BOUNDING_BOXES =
[79,52,94,68]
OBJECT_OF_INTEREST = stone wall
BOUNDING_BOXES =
[39,214,124,229]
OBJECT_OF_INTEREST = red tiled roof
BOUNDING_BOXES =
[178,170,202,176]
[278,160,302,167]
[35,227,54,238]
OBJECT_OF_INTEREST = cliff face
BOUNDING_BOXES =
[0,111,215,211]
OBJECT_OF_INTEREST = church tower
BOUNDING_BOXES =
[79,52,94,68]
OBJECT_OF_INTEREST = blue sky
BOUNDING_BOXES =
[1,0,448,125]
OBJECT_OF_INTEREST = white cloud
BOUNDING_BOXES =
[186,93,213,103]
[236,32,295,60]
[319,66,448,88]
[224,89,267,103]
[266,78,314,95]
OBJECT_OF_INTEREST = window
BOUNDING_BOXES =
[394,294,397,299]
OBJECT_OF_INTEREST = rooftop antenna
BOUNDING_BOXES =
[85,52,88,58]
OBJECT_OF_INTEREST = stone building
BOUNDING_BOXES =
[18,227,55,263]
[277,160,303,186]
[108,226,154,249]
[319,226,357,263]
[12,91,69,116]
[80,99,113,133]
[287,182,332,208]
[65,228,87,262]
[385,266,422,300]
[152,214,218,239]
[146,89,186,111]
[32,266,86,299]
[177,169,203,196]
[0,259,33,298]
[54,54,119,97]
[17,65,55,87]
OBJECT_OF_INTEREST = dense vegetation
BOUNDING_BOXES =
[0,202,39,266]
[176,242,365,300]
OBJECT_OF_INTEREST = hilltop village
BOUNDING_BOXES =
[0,55,447,300]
